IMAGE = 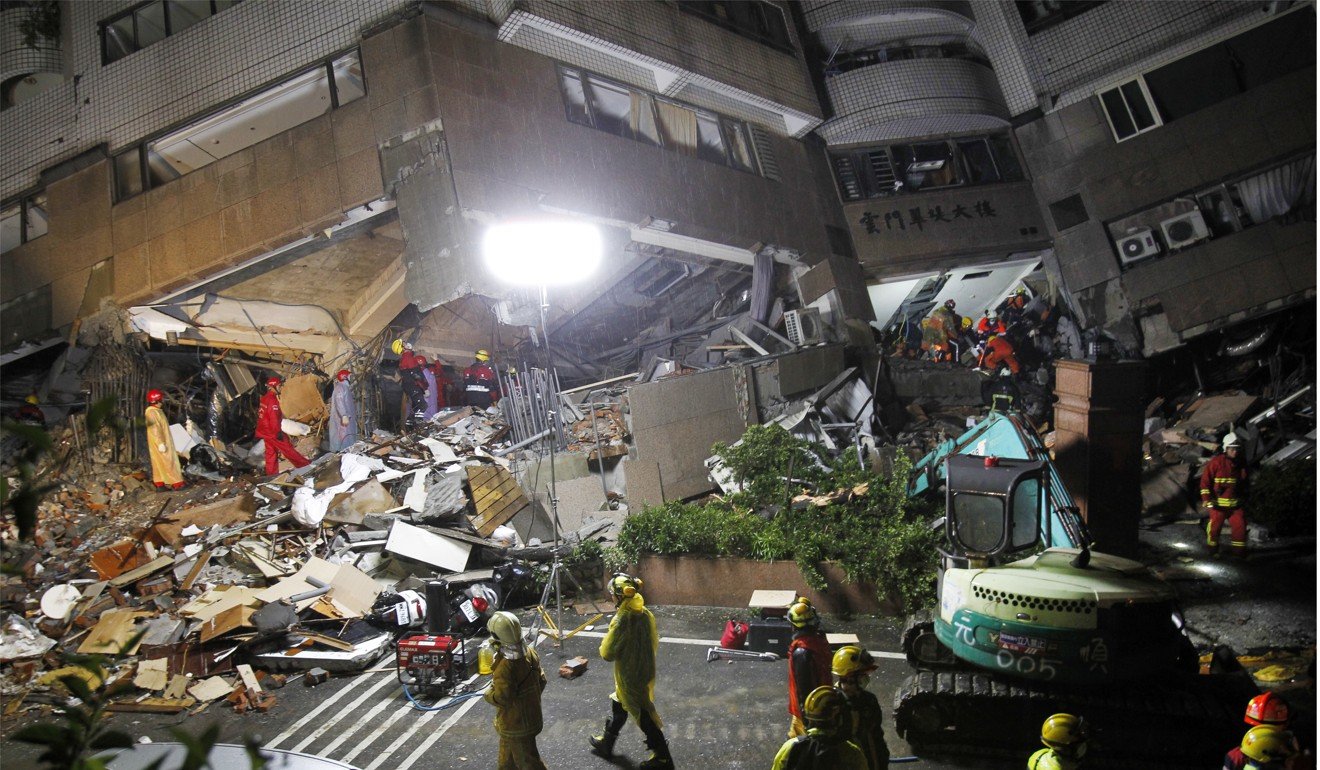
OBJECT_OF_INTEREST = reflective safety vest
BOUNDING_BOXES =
[1200,452,1247,509]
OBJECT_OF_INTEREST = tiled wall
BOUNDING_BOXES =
[0,0,410,199]
[818,58,1008,144]
[0,6,63,85]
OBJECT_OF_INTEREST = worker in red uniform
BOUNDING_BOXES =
[255,375,309,475]
[979,334,1021,375]
[1225,693,1311,770]
[1202,432,1249,557]
[976,310,1006,342]
[430,358,454,409]
[464,349,502,409]
[786,597,832,738]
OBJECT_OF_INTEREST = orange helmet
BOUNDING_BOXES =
[1245,691,1291,727]
[146,389,164,404]
[336,369,351,381]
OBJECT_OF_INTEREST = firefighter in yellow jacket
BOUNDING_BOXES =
[589,573,674,769]
[482,611,548,770]
[144,389,185,490]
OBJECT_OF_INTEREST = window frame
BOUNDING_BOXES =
[1096,75,1163,143]
[828,132,1025,203]
[0,191,49,256]
[557,65,764,176]
[112,48,365,202]
[100,1,240,66]
[676,1,795,54]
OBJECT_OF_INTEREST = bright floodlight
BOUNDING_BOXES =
[482,220,602,286]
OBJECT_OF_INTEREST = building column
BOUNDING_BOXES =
[1052,359,1148,558]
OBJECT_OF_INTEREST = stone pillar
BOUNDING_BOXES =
[1052,359,1148,558]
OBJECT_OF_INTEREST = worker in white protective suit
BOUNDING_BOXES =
[328,369,358,452]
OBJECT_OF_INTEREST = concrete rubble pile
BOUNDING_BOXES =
[0,393,623,723]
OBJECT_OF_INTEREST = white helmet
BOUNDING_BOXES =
[986,310,998,320]
[1223,433,1240,450]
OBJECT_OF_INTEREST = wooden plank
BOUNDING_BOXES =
[236,664,262,693]
[109,555,173,587]
[78,609,153,655]
[466,465,529,537]
[106,697,196,714]
[180,550,211,591]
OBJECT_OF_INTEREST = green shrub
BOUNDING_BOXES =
[617,428,941,611]
[1249,459,1316,537]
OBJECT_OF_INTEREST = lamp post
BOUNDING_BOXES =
[481,219,602,642]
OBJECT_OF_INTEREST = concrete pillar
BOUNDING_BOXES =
[1052,359,1148,558]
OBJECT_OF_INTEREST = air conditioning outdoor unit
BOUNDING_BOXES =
[784,308,824,346]
[1160,210,1211,250]
[1116,228,1161,265]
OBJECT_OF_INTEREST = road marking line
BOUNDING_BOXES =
[341,694,419,765]
[317,687,406,759]
[362,699,446,770]
[291,671,399,753]
[393,694,484,770]
[266,668,392,749]
[572,630,907,660]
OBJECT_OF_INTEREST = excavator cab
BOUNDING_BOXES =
[943,454,1048,569]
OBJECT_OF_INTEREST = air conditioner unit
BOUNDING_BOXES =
[1116,228,1161,265]
[784,308,824,346]
[1160,210,1211,250]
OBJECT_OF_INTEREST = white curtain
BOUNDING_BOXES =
[1236,154,1315,224]
[656,101,698,156]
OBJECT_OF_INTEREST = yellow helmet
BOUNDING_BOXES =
[486,610,522,648]
[475,349,491,362]
[391,339,404,355]
[832,645,877,679]
[25,394,39,405]
[1241,725,1298,763]
[802,686,847,732]
[1041,713,1088,759]
[787,597,818,629]
[609,573,641,602]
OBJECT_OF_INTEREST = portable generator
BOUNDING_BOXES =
[393,581,470,694]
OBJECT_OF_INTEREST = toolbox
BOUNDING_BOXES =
[745,616,792,656]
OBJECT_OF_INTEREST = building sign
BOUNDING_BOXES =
[859,199,998,234]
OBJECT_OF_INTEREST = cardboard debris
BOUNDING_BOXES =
[134,658,170,690]
[78,608,154,655]
[200,604,256,642]
[384,520,471,572]
[180,586,264,624]
[188,676,236,702]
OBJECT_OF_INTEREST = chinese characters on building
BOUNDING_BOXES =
[860,199,998,234]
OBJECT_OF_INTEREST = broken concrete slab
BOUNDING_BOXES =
[384,519,471,572]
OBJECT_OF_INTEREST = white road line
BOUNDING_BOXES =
[316,687,406,759]
[290,671,400,753]
[573,629,907,660]
[340,695,414,765]
[393,694,484,770]
[266,668,393,749]
[361,670,485,770]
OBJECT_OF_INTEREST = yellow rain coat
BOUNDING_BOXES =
[599,593,662,727]
[485,647,547,738]
[145,404,183,487]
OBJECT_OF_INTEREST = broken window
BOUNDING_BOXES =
[560,66,763,174]
[101,0,243,65]
[113,49,365,201]
[677,0,793,52]
[1015,0,1104,34]
[829,133,1023,202]
[0,192,49,255]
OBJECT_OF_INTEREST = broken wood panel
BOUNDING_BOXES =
[78,609,153,655]
[466,465,530,537]
[109,555,174,587]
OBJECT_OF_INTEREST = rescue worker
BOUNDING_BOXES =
[431,358,454,409]
[14,394,45,425]
[1225,693,1309,770]
[418,356,440,421]
[919,317,943,361]
[976,310,1006,342]
[979,334,1022,376]
[328,369,358,452]
[1229,726,1300,770]
[144,389,185,491]
[1004,286,1029,324]
[464,349,502,409]
[589,573,674,769]
[399,354,428,429]
[771,686,867,770]
[832,645,889,770]
[929,300,961,362]
[1202,432,1249,557]
[787,597,832,738]
[1028,713,1088,770]
[394,339,420,371]
[254,376,309,476]
[482,611,548,770]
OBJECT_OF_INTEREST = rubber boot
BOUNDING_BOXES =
[638,712,673,769]
[589,725,619,758]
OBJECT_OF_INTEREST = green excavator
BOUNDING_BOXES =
[895,411,1258,768]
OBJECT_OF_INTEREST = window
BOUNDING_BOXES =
[1,192,48,255]
[1016,1,1104,34]
[829,133,1025,202]
[1097,8,1314,143]
[558,67,762,175]
[1098,77,1161,143]
[113,50,364,201]
[102,1,241,65]
[677,1,792,52]
[826,40,990,77]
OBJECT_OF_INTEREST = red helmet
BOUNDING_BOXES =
[416,356,428,366]
[1246,691,1291,726]
[146,389,164,404]
[336,369,351,381]
[265,376,282,389]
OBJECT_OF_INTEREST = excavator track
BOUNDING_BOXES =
[893,666,1258,769]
